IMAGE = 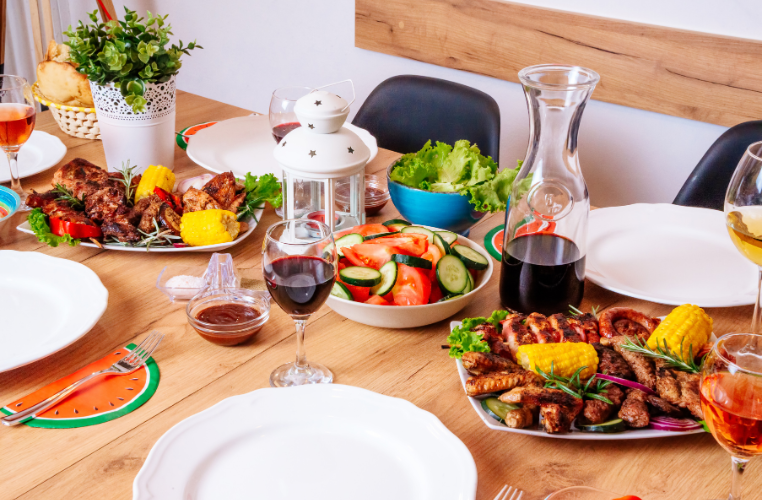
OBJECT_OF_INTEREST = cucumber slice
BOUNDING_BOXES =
[382,218,411,227]
[578,418,627,433]
[386,224,409,232]
[335,233,363,257]
[481,397,521,424]
[401,226,435,243]
[322,242,335,259]
[363,231,399,240]
[331,282,353,301]
[371,261,398,296]
[452,245,489,270]
[436,231,458,245]
[437,294,463,302]
[436,254,469,294]
[433,233,451,255]
[391,254,432,270]
[462,271,474,294]
[339,266,383,287]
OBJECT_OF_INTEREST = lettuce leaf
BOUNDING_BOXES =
[447,317,490,358]
[238,172,283,221]
[389,154,439,190]
[463,161,527,213]
[28,208,79,247]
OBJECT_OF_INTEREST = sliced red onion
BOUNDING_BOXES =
[176,174,215,194]
[173,243,189,248]
[649,416,702,432]
[595,373,657,396]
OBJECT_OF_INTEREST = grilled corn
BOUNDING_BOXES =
[180,209,240,246]
[647,304,712,362]
[516,342,598,379]
[135,165,175,202]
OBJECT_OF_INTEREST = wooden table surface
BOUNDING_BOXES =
[0,91,755,500]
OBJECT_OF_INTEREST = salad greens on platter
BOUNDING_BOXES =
[447,310,510,358]
[238,173,283,222]
[28,208,80,247]
[389,140,529,213]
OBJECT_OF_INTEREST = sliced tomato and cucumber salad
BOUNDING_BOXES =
[330,221,489,306]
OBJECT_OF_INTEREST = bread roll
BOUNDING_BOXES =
[36,41,94,108]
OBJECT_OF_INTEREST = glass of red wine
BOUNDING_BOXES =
[0,75,36,211]
[263,219,337,387]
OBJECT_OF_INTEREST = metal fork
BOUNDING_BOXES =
[2,331,164,426]
[494,485,524,500]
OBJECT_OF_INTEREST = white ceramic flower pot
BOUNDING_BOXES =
[90,76,176,174]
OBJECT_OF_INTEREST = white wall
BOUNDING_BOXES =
[48,0,762,206]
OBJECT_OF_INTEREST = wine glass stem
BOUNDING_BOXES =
[753,267,762,335]
[6,151,25,201]
[730,456,748,499]
[294,319,308,370]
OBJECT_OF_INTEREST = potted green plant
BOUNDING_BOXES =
[64,7,201,172]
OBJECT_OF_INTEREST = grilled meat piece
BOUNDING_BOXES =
[525,313,555,343]
[499,386,579,407]
[548,314,584,342]
[202,171,243,209]
[675,371,703,419]
[540,403,583,434]
[599,307,660,339]
[228,190,247,213]
[101,219,140,243]
[619,389,650,428]
[582,384,625,424]
[647,395,683,417]
[27,190,94,225]
[607,336,657,389]
[85,186,129,223]
[477,321,513,360]
[504,406,534,429]
[574,313,601,343]
[27,189,61,208]
[501,314,533,360]
[136,194,181,236]
[655,364,682,405]
[158,204,182,235]
[183,187,222,213]
[593,343,635,380]
[465,370,542,397]
[461,351,520,375]
[614,319,651,339]
[52,158,110,200]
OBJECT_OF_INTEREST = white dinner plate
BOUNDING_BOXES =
[451,320,704,440]
[0,251,107,372]
[186,114,378,180]
[0,131,67,183]
[133,384,476,500]
[16,208,262,253]
[587,203,757,307]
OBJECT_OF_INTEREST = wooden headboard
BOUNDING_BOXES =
[356,0,762,127]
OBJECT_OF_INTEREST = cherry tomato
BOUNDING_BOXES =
[342,244,395,270]
[365,295,391,305]
[392,264,431,306]
[364,234,428,256]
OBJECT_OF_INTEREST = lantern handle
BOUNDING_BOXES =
[313,79,355,111]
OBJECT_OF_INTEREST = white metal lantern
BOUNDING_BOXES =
[273,87,370,231]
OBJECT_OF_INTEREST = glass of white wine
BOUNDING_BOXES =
[726,141,762,333]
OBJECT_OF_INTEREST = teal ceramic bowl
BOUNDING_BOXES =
[386,162,486,235]
[0,186,20,225]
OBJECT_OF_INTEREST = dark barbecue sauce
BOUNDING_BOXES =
[196,304,260,325]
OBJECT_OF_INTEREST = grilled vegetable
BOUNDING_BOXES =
[50,217,102,238]
[647,304,712,362]
[179,209,240,246]
[135,165,175,202]
[516,342,599,380]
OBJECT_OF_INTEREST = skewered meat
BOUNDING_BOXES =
[548,314,584,342]
[462,351,521,375]
[592,343,635,380]
[465,370,542,397]
[582,384,625,424]
[525,313,555,343]
[599,308,660,339]
[183,187,222,212]
[202,171,244,209]
[607,336,657,389]
[675,371,703,419]
[646,395,683,416]
[619,389,650,428]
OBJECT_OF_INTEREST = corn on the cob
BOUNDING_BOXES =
[516,342,598,379]
[180,209,240,246]
[135,165,175,202]
[647,304,712,362]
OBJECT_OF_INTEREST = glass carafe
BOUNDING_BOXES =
[499,64,599,315]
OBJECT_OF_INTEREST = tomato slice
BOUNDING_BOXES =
[335,224,390,240]
[338,276,371,302]
[392,264,431,306]
[422,244,443,281]
[342,244,395,270]
[365,295,391,305]
[364,234,428,256]
[429,285,444,303]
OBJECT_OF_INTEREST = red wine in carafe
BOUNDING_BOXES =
[499,233,584,315]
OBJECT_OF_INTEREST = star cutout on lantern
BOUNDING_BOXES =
[315,100,322,106]
[348,147,354,154]
[309,150,317,157]
[308,123,315,129]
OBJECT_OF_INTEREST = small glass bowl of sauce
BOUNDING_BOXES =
[186,289,270,346]
[335,174,390,216]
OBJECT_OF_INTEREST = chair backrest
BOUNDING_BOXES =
[352,75,501,162]
[673,120,762,210]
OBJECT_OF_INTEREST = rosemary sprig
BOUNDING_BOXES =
[104,219,181,249]
[115,160,138,206]
[536,363,613,404]
[569,304,600,318]
[620,336,703,374]
[53,183,84,210]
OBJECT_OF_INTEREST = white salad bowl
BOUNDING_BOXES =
[326,225,494,328]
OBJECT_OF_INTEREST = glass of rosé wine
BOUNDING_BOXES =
[0,75,36,211]
[701,333,762,500]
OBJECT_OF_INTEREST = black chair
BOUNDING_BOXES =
[352,75,501,161]
[673,120,762,210]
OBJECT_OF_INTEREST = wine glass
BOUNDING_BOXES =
[0,75,36,211]
[268,86,312,143]
[263,219,337,387]
[700,333,762,500]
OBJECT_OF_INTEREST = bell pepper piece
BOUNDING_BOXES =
[49,217,103,239]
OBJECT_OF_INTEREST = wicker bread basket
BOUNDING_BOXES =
[32,82,100,140]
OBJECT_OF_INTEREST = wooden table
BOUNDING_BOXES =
[0,91,755,500]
